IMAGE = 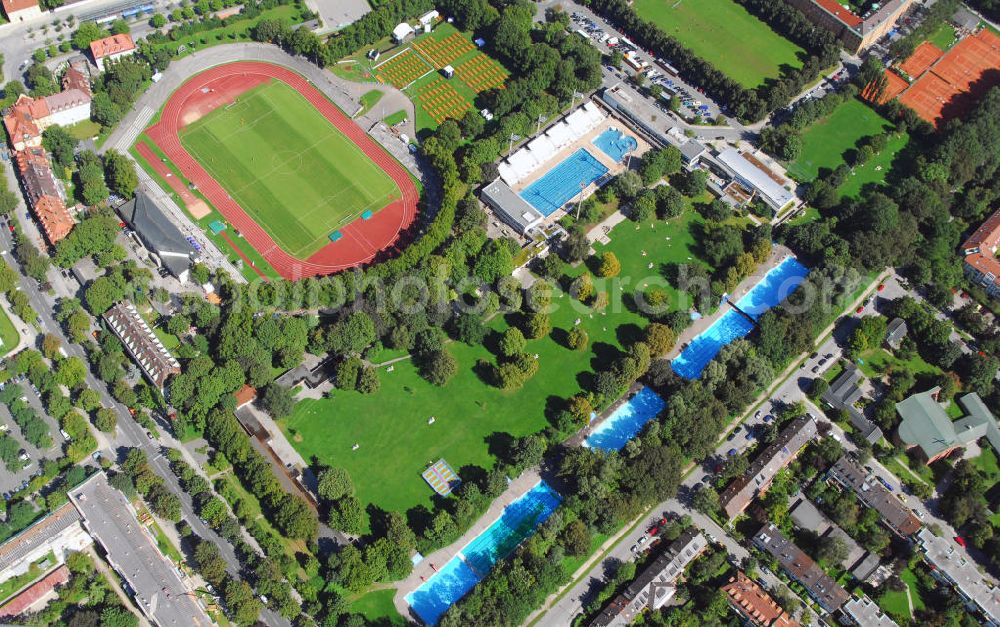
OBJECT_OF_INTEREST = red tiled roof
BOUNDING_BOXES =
[234,384,257,407]
[0,565,70,618]
[33,195,74,244]
[963,209,1000,253]
[43,89,91,114]
[723,572,798,627]
[2,94,46,146]
[0,0,38,16]
[812,0,863,28]
[965,253,1000,287]
[61,67,92,97]
[89,34,135,60]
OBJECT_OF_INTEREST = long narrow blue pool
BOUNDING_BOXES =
[592,128,638,162]
[734,256,810,320]
[520,148,609,217]
[671,308,755,380]
[584,386,666,451]
[405,481,563,625]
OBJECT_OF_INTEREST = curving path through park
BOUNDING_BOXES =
[105,43,420,280]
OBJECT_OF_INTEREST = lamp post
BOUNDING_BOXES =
[536,113,546,136]
[508,133,521,155]
[575,180,587,220]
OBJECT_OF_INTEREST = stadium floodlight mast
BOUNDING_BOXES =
[508,133,521,154]
[575,180,587,219]
[536,113,546,136]
[571,90,585,109]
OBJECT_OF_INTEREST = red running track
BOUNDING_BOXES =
[145,61,419,280]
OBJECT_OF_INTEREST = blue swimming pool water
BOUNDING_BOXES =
[405,481,563,625]
[584,386,666,451]
[592,128,638,163]
[520,148,609,217]
[734,257,810,320]
[671,308,755,380]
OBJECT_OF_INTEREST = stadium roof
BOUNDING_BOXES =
[716,148,794,210]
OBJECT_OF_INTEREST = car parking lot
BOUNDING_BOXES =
[0,377,67,497]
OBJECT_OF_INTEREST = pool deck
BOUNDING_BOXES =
[393,468,543,620]
[665,244,794,362]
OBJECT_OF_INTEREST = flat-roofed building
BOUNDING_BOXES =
[590,529,707,626]
[915,527,1000,624]
[719,415,816,519]
[842,594,899,627]
[103,301,181,390]
[722,571,797,627]
[480,177,545,235]
[715,148,795,212]
[69,473,211,626]
[826,456,921,537]
[753,523,850,613]
[0,502,92,582]
[785,0,916,52]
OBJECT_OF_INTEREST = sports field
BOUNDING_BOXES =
[633,0,804,88]
[787,99,894,182]
[180,79,399,259]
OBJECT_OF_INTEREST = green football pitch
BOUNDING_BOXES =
[180,80,399,259]
[633,0,804,89]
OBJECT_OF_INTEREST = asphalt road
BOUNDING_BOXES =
[0,183,290,626]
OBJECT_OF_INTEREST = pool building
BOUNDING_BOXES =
[482,99,648,235]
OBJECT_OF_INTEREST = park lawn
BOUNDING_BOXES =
[358,89,384,117]
[927,22,959,50]
[65,119,102,141]
[836,131,909,199]
[180,79,399,259]
[283,286,648,517]
[788,205,820,226]
[972,447,1000,486]
[384,110,408,126]
[787,98,892,182]
[129,139,282,281]
[350,589,405,625]
[0,304,19,356]
[151,2,304,57]
[633,0,804,88]
[857,348,941,379]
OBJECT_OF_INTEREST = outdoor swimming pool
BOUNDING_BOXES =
[405,481,563,625]
[584,386,666,451]
[734,256,810,320]
[592,127,638,163]
[671,308,755,380]
[520,148,609,216]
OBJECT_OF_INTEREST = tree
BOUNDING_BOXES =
[562,229,590,262]
[560,519,591,556]
[848,315,888,355]
[75,150,110,206]
[499,327,527,358]
[317,467,354,502]
[815,535,848,566]
[223,577,263,626]
[524,312,551,339]
[566,326,589,351]
[421,350,457,386]
[330,311,376,355]
[103,150,138,198]
[94,407,117,432]
[100,606,138,627]
[451,312,488,345]
[473,239,515,284]
[150,13,167,28]
[597,251,621,278]
[42,125,78,173]
[258,383,294,418]
[692,484,720,515]
[72,22,109,50]
[644,323,676,357]
[328,494,366,534]
[273,494,317,540]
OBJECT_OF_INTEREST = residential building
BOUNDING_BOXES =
[714,148,795,212]
[13,147,75,245]
[826,456,921,537]
[2,79,92,151]
[590,529,707,626]
[821,363,883,444]
[480,177,544,235]
[722,571,797,627]
[961,208,1000,298]
[0,0,41,22]
[849,553,882,583]
[234,384,257,409]
[896,388,1000,463]
[0,565,70,618]
[915,528,1000,624]
[719,415,817,519]
[69,473,211,626]
[841,594,899,627]
[103,301,181,390]
[788,498,865,569]
[89,34,136,70]
[784,0,916,52]
[0,502,92,582]
[753,523,851,613]
[117,190,197,282]
[885,318,907,350]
